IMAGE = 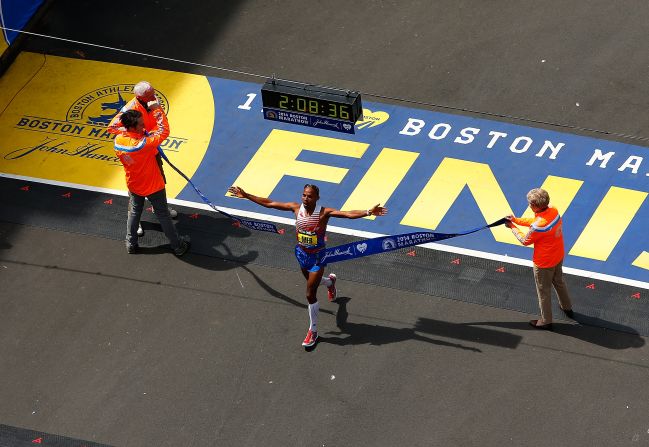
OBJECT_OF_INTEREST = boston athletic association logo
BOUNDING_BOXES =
[66,84,170,125]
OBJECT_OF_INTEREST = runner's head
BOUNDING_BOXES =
[134,81,155,102]
[302,184,320,207]
[121,109,145,134]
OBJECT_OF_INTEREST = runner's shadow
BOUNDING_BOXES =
[415,317,522,349]
[241,265,336,317]
[321,298,481,352]
[465,316,645,349]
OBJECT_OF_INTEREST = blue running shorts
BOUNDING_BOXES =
[295,245,327,272]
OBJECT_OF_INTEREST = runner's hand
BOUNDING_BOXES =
[228,186,246,198]
[147,99,161,110]
[369,204,388,216]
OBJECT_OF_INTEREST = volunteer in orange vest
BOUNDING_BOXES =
[506,188,574,330]
[113,104,190,256]
[108,81,178,236]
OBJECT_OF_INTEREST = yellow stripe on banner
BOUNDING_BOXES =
[632,252,649,271]
[0,52,214,198]
[341,148,419,219]
[569,186,647,261]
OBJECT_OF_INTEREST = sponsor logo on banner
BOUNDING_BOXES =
[382,238,396,251]
[320,246,355,263]
[356,242,368,253]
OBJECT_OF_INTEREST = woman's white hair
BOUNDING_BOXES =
[526,188,550,208]
[133,81,153,98]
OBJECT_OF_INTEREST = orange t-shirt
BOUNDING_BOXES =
[113,108,170,196]
[107,97,157,134]
[511,206,565,268]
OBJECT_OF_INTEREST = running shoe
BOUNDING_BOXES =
[302,329,318,347]
[327,273,337,301]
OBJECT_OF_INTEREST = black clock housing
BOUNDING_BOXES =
[261,79,362,123]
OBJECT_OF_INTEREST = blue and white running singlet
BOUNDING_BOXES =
[294,204,327,272]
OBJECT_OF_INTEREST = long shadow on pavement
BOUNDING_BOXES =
[464,316,645,350]
[320,297,482,352]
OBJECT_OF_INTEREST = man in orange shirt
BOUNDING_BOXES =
[506,188,573,329]
[108,81,159,134]
[114,103,189,256]
[108,81,178,236]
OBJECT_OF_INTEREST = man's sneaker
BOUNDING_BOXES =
[169,208,178,218]
[173,235,190,257]
[126,244,138,254]
[302,329,318,347]
[137,224,144,237]
[327,273,337,301]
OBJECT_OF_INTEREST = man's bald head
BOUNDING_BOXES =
[134,81,155,101]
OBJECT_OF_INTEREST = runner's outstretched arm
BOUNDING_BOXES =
[228,186,298,212]
[326,204,388,219]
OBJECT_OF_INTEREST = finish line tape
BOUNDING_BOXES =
[321,219,508,264]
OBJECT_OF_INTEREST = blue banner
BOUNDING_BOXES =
[0,0,45,45]
[322,218,508,264]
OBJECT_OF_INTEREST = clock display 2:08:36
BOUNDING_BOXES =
[278,94,351,120]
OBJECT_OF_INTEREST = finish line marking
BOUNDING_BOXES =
[3,171,649,290]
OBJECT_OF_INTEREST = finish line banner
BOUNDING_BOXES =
[321,219,508,264]
[1,52,648,287]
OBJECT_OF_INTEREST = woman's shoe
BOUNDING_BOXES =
[529,319,553,330]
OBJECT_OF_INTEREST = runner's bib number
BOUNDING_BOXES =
[297,230,318,246]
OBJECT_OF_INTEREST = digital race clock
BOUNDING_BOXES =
[261,79,363,134]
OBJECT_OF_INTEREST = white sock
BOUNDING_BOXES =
[308,302,319,332]
[320,276,332,287]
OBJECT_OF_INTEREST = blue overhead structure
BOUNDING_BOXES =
[1,0,45,47]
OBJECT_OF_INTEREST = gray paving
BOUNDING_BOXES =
[2,222,649,446]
